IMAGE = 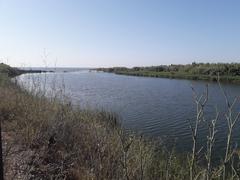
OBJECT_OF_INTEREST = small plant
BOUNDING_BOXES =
[206,107,219,180]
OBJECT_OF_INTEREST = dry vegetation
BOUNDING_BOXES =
[1,65,240,179]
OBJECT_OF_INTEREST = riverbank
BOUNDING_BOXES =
[1,64,240,179]
[0,63,54,78]
[96,63,240,83]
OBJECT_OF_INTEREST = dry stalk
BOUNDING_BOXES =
[189,84,208,180]
[206,107,219,180]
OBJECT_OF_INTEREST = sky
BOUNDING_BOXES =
[0,0,240,67]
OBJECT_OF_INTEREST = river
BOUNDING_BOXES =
[17,69,240,157]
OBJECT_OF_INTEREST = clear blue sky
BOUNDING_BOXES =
[0,0,240,67]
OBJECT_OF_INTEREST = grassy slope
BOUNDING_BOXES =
[0,63,22,77]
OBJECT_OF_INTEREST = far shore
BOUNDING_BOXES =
[94,63,240,84]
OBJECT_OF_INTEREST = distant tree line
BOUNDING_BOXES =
[96,62,240,76]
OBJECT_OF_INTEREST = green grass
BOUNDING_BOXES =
[96,63,240,83]
[115,70,240,83]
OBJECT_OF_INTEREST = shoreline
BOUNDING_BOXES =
[114,71,240,84]
[95,63,240,84]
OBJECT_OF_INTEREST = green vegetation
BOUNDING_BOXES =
[96,63,240,83]
[0,63,22,77]
[1,64,240,179]
[0,63,53,79]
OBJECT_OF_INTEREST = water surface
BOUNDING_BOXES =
[17,70,240,156]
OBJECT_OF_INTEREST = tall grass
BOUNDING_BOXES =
[1,73,240,179]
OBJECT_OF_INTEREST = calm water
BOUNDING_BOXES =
[17,70,240,156]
